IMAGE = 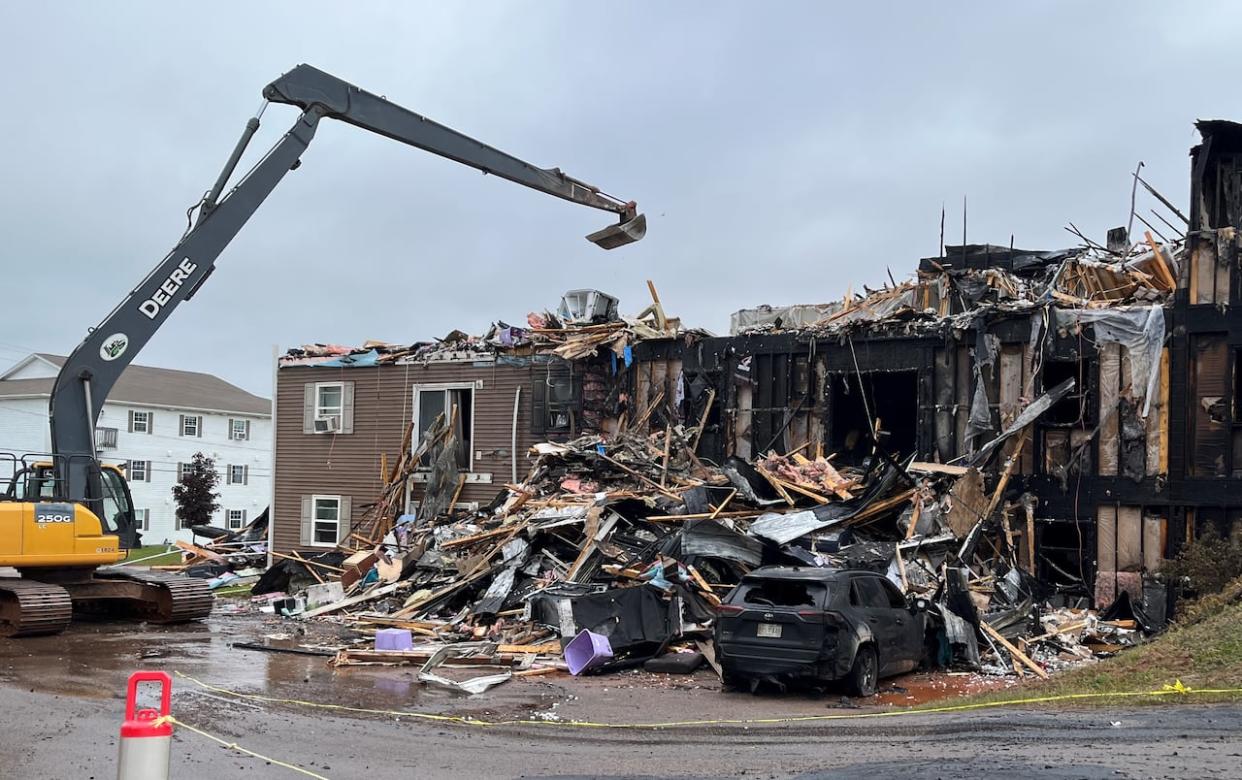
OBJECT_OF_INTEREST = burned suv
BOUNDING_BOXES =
[714,567,926,695]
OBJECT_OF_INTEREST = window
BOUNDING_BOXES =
[316,384,343,424]
[99,468,132,535]
[850,577,891,609]
[227,464,248,485]
[738,579,827,608]
[178,514,194,530]
[877,578,908,608]
[180,414,202,437]
[177,462,201,481]
[95,427,118,449]
[135,508,150,532]
[127,460,149,482]
[129,410,151,434]
[413,385,473,469]
[305,381,353,435]
[226,509,247,530]
[229,418,251,441]
[531,369,580,435]
[312,496,340,546]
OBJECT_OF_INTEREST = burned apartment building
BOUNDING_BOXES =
[271,121,1242,608]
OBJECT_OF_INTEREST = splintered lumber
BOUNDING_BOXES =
[894,545,909,592]
[599,454,682,500]
[981,622,1048,679]
[907,461,970,476]
[565,505,603,581]
[175,540,225,563]
[708,489,738,519]
[512,666,563,678]
[1027,620,1089,643]
[904,497,924,541]
[601,564,644,579]
[817,460,856,500]
[687,565,722,606]
[754,464,796,505]
[660,423,673,487]
[848,488,916,525]
[497,642,562,655]
[440,523,526,550]
[983,434,1027,522]
[631,388,665,432]
[688,388,717,452]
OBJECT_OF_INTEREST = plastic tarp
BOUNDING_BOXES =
[730,303,841,334]
[1052,306,1165,416]
[314,349,380,368]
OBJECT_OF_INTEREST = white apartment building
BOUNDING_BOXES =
[0,353,271,544]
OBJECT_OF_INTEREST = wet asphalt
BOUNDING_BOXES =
[0,614,1238,778]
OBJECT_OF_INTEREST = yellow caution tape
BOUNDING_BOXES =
[174,671,1242,730]
[155,714,331,779]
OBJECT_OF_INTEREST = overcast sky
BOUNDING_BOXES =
[1,2,1238,396]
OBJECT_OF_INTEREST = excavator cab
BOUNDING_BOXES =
[1,457,141,549]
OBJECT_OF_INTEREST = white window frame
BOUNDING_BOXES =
[228,464,247,485]
[411,382,478,471]
[127,460,149,482]
[226,509,246,530]
[314,382,344,427]
[230,418,250,441]
[310,495,341,548]
[135,508,150,532]
[181,415,200,437]
[131,410,151,434]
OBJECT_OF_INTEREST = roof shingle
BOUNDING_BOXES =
[0,354,269,416]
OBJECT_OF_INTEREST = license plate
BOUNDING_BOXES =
[756,623,782,638]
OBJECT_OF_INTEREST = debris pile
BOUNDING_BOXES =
[134,509,269,592]
[263,382,1151,688]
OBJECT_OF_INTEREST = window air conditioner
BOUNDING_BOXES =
[313,416,340,434]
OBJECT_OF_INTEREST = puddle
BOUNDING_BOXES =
[0,612,551,719]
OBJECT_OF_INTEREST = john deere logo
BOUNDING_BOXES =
[100,334,129,361]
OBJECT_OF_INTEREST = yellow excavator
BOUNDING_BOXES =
[0,64,645,636]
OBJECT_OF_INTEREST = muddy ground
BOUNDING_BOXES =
[0,613,1239,779]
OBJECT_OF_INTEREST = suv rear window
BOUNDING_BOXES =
[737,579,828,609]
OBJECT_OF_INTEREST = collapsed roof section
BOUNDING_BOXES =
[279,283,706,368]
[732,238,1181,338]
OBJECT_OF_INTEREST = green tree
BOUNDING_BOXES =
[172,452,221,529]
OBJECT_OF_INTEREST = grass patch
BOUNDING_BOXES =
[951,586,1242,709]
[212,584,253,599]
[124,545,183,566]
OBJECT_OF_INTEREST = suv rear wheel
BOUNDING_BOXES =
[721,669,749,691]
[846,645,877,697]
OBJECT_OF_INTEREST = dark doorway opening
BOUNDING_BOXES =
[828,370,919,464]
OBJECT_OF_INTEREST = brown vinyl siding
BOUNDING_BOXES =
[273,360,540,554]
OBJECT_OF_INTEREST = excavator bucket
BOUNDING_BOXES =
[586,212,647,250]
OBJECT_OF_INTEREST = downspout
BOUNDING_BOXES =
[267,344,278,571]
[511,386,522,483]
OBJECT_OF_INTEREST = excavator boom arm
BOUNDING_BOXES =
[264,64,635,217]
[48,64,643,524]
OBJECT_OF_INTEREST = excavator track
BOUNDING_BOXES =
[0,579,73,637]
[67,568,214,624]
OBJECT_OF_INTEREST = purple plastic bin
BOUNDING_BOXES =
[564,629,613,675]
[375,628,413,651]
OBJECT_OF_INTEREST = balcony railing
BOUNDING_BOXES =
[95,427,118,449]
